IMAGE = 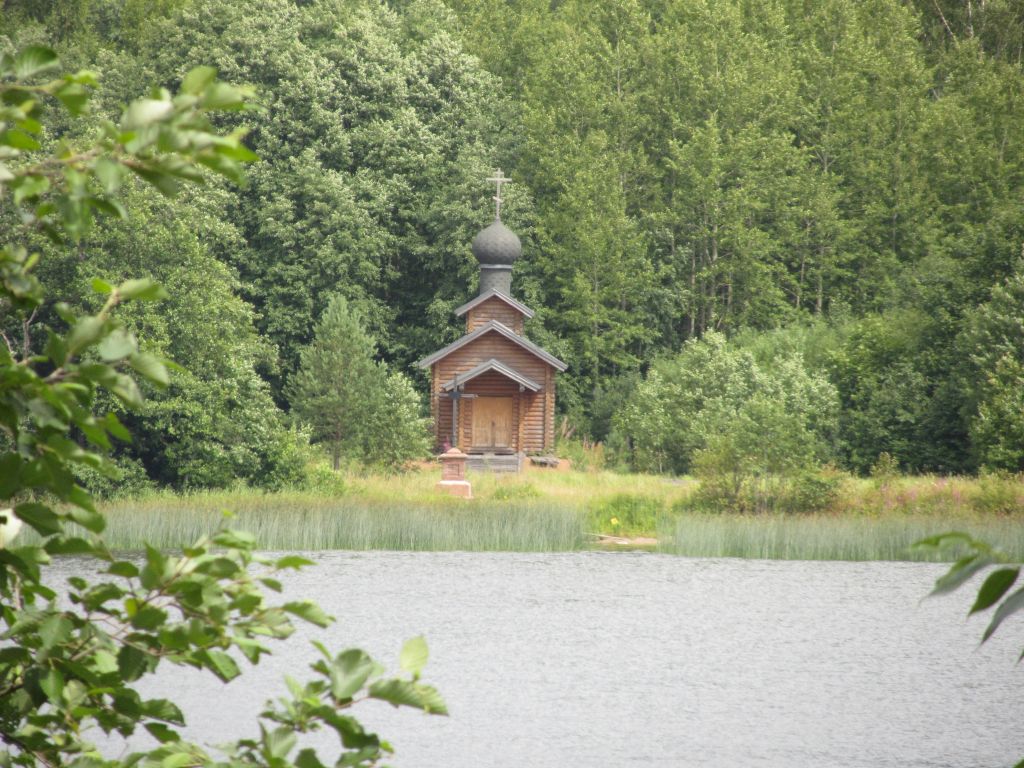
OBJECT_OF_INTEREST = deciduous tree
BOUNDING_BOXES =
[0,47,443,768]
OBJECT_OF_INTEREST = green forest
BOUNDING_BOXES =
[3,0,1024,493]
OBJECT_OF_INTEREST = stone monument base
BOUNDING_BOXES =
[436,479,473,499]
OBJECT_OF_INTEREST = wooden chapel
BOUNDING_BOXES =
[417,172,566,462]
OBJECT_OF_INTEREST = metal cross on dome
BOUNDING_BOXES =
[487,169,512,220]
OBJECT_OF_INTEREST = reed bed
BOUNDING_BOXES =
[80,469,1023,561]
[660,513,1024,561]
[98,495,586,552]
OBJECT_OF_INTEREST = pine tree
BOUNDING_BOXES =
[287,296,381,470]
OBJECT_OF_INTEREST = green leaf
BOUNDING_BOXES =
[212,528,255,549]
[970,567,1020,615]
[931,554,994,596]
[201,82,249,110]
[87,195,128,219]
[217,135,260,162]
[0,453,20,497]
[130,165,180,197]
[110,373,144,409]
[327,649,374,700]
[259,577,282,593]
[274,555,315,570]
[39,613,73,650]
[159,752,197,768]
[200,649,240,682]
[294,748,328,768]
[2,129,40,150]
[131,605,167,630]
[80,583,125,611]
[40,667,64,704]
[91,277,113,294]
[0,647,31,665]
[145,723,180,744]
[105,412,131,442]
[53,82,90,115]
[108,560,139,578]
[44,536,96,556]
[141,698,184,725]
[129,352,170,387]
[44,331,68,366]
[77,416,112,451]
[90,649,118,675]
[118,644,149,682]
[0,548,39,582]
[11,174,50,205]
[14,46,58,79]
[181,66,217,96]
[400,636,429,677]
[282,601,332,628]
[67,503,104,534]
[982,586,1024,643]
[97,327,137,361]
[368,679,448,715]
[264,727,297,760]
[66,316,105,355]
[93,158,125,195]
[15,502,62,536]
[121,99,172,131]
[234,637,269,663]
[914,531,976,551]
[117,278,168,302]
[196,152,245,184]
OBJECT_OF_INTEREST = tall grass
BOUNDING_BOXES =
[98,491,586,552]
[660,513,1024,561]
[79,469,1023,561]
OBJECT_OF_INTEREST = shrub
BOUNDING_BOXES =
[590,494,663,534]
[784,469,843,514]
[971,471,1024,515]
[556,436,606,471]
[687,468,842,515]
[618,332,838,475]
[301,462,350,496]
[870,452,901,485]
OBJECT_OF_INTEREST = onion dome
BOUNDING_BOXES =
[471,219,522,265]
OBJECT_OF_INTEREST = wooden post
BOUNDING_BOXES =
[439,373,476,449]
[516,387,525,454]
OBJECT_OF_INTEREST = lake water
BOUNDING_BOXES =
[55,551,1021,767]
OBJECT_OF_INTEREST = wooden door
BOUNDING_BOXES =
[471,397,514,450]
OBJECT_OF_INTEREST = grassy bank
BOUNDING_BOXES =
[660,514,1024,561]
[87,467,1023,560]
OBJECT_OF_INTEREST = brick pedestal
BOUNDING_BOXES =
[437,447,472,499]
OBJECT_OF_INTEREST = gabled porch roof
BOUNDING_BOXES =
[441,358,542,392]
[416,319,568,372]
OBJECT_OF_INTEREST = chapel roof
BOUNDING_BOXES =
[416,319,567,372]
[440,358,542,392]
[453,288,535,319]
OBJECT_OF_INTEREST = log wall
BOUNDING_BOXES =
[465,296,525,334]
[429,333,556,453]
